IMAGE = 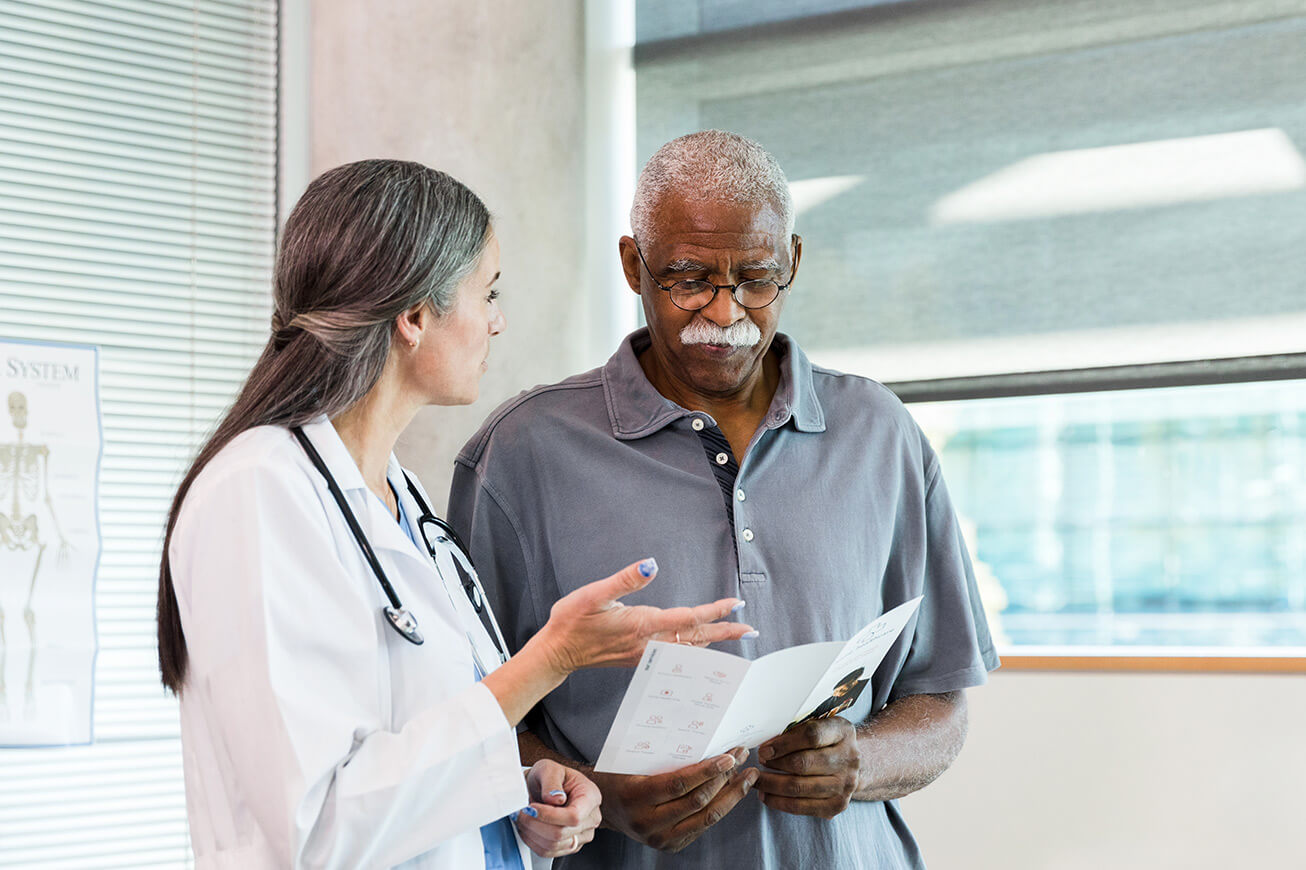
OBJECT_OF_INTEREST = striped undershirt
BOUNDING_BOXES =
[692,422,740,536]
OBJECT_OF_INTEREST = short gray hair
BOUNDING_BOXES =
[630,130,794,244]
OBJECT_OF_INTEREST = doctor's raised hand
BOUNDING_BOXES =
[484,556,752,728]
[155,160,752,870]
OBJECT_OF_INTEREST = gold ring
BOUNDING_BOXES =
[674,631,680,643]
[569,834,579,852]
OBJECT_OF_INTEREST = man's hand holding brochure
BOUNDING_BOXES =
[595,597,923,776]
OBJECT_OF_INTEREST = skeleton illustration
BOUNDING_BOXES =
[1,391,69,711]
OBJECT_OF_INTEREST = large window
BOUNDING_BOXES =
[633,0,1306,655]
[0,1,277,865]
[912,381,1306,651]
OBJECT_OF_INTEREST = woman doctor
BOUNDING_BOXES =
[156,160,754,869]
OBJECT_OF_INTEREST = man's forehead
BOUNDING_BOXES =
[648,195,785,241]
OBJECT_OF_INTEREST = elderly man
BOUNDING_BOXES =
[449,130,998,869]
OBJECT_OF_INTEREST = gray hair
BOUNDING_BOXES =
[630,130,794,243]
[266,160,491,403]
[158,159,491,694]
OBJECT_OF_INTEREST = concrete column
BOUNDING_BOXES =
[309,0,591,506]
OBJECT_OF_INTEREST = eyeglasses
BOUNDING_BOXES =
[634,243,795,311]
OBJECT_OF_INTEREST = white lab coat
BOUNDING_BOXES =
[170,416,544,870]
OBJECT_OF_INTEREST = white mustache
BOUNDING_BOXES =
[679,318,762,347]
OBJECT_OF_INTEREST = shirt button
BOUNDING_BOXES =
[741,528,755,542]
[715,452,729,465]
[691,418,705,431]
[736,489,746,502]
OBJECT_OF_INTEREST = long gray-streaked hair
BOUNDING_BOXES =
[157,159,492,694]
[629,130,795,243]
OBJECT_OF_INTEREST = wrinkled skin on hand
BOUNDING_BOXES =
[754,716,860,819]
[590,748,758,853]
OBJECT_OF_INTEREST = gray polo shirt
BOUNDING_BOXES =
[449,329,999,870]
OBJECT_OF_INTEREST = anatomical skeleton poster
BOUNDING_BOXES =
[0,338,100,746]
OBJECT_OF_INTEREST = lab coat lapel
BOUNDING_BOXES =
[391,459,511,676]
[299,418,508,679]
[297,416,430,571]
[384,455,441,570]
[298,416,366,490]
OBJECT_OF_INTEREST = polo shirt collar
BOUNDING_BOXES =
[601,328,826,440]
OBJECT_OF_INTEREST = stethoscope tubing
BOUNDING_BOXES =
[291,426,405,612]
[413,510,512,666]
[291,425,509,662]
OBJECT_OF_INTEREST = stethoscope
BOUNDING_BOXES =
[291,426,510,669]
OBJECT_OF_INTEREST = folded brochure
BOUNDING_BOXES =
[594,597,922,776]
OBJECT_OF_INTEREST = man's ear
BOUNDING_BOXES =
[618,236,643,295]
[788,234,803,285]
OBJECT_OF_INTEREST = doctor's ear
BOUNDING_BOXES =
[394,302,430,350]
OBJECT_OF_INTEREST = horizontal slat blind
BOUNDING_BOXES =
[0,0,277,866]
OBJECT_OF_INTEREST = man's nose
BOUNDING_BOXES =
[699,285,746,327]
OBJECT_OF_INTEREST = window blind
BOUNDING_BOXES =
[0,0,277,866]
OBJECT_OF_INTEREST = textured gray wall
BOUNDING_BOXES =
[309,0,589,509]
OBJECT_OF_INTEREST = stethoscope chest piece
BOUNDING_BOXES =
[384,605,424,645]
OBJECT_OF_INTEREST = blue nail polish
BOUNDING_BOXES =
[638,558,657,578]
[741,630,759,639]
[548,789,567,798]
[520,806,539,818]
[510,812,520,822]
[731,600,746,613]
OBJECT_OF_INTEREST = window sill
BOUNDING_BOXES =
[998,648,1306,674]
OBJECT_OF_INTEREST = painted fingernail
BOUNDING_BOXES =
[638,558,657,578]
[520,806,539,818]
[730,600,746,613]
[548,789,567,799]
[741,630,759,639]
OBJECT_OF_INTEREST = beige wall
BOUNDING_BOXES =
[902,670,1306,869]
[303,5,1306,868]
[309,0,593,507]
